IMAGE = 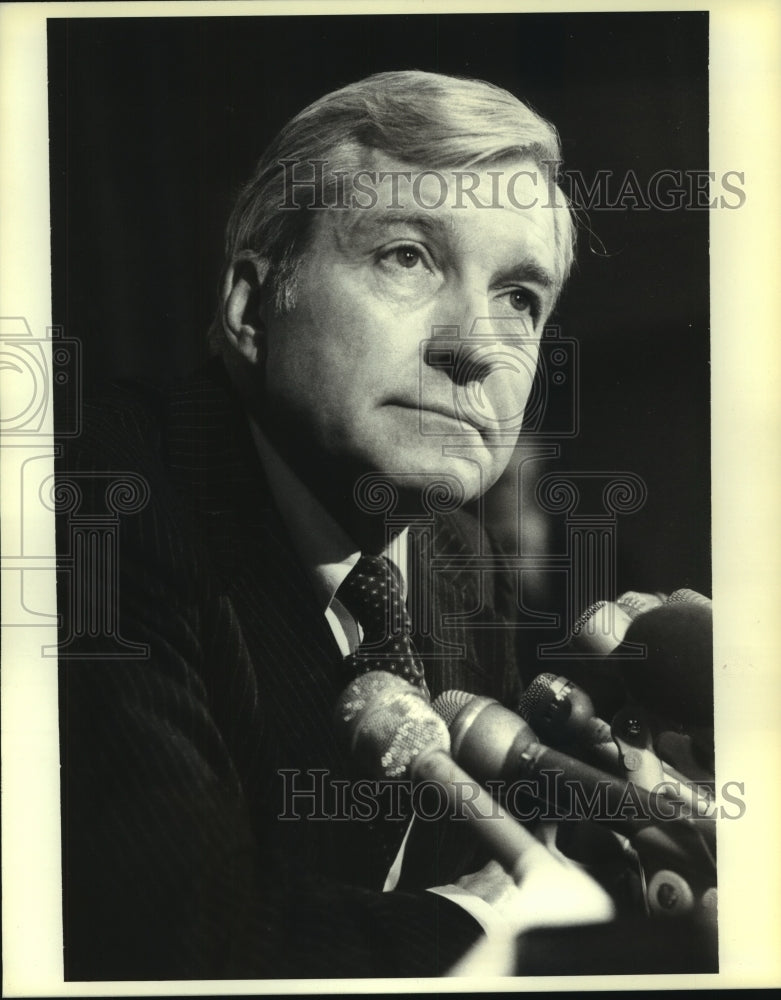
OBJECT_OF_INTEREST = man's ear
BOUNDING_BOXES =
[222,253,272,364]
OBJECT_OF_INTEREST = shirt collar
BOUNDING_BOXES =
[248,418,408,613]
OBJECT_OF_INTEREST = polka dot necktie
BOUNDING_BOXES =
[337,553,429,699]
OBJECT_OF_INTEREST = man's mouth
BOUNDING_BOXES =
[387,399,494,436]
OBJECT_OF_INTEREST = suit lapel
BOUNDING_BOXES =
[165,361,348,763]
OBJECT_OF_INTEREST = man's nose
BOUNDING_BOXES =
[423,295,527,387]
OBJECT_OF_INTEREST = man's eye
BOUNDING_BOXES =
[508,289,536,314]
[378,243,431,272]
[389,245,422,269]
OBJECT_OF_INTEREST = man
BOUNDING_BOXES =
[58,70,605,981]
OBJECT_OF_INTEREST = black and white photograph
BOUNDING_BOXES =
[1,0,779,992]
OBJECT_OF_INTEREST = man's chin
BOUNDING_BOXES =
[347,452,500,515]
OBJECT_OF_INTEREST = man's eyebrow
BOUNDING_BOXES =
[496,259,557,290]
[344,210,451,239]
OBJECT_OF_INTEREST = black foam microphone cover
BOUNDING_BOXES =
[611,602,713,730]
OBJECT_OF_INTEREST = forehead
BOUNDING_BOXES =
[319,152,559,278]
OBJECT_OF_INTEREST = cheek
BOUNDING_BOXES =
[264,321,377,437]
[267,312,346,390]
[483,363,538,424]
[278,294,381,379]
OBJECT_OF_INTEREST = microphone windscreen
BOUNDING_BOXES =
[611,602,713,729]
[667,588,712,608]
[616,591,665,620]
[517,672,559,723]
[334,671,450,779]
[571,601,634,655]
[431,688,472,729]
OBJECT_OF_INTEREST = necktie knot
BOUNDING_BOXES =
[337,553,427,693]
[338,554,408,641]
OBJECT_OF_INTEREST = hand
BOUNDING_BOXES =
[456,859,521,910]
[455,851,615,937]
[446,850,614,977]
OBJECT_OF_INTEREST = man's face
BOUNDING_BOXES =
[258,153,560,506]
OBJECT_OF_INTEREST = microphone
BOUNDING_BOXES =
[432,689,716,877]
[334,671,558,881]
[569,588,710,659]
[611,599,714,732]
[434,690,654,827]
[565,588,714,773]
[570,600,635,656]
[335,672,615,977]
[518,673,621,772]
[519,673,714,816]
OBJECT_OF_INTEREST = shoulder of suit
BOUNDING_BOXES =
[56,360,241,587]
[60,356,232,470]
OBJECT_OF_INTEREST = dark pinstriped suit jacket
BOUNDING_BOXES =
[57,359,524,980]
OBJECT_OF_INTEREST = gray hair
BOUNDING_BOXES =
[211,70,574,351]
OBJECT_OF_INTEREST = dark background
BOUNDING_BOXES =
[47,12,710,597]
